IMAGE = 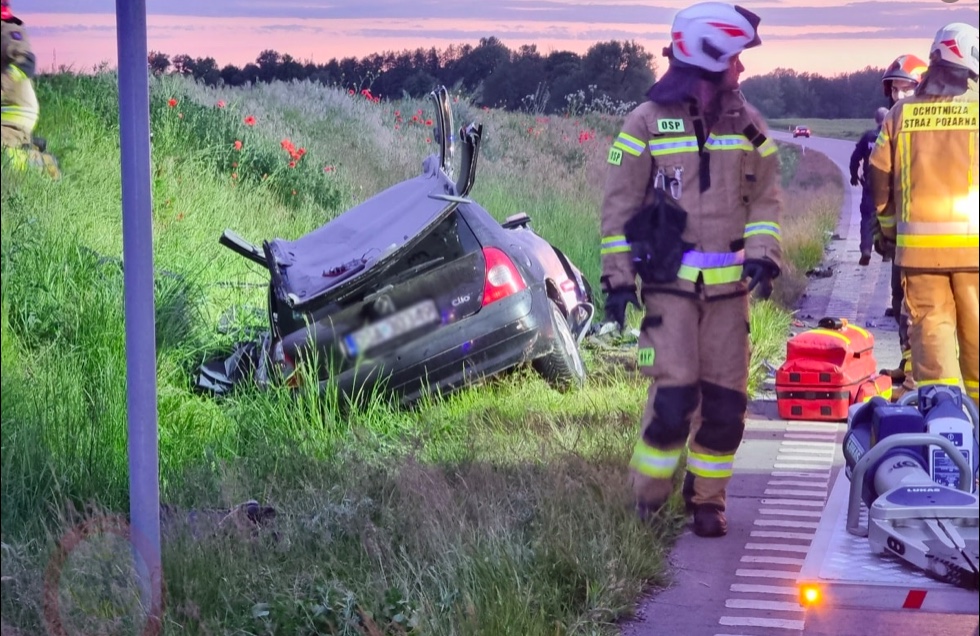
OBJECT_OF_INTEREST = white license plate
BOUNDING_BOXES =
[344,299,440,356]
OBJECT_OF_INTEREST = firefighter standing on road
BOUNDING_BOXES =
[849,105,890,266]
[873,54,927,397]
[869,22,980,409]
[600,1,783,537]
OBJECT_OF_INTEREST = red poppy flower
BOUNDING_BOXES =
[244,115,256,126]
[217,100,226,108]
[234,140,243,151]
[168,98,177,108]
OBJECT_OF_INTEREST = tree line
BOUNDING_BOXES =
[147,39,891,119]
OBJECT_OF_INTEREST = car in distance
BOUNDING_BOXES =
[793,125,811,138]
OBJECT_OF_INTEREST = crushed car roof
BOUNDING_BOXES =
[264,155,461,307]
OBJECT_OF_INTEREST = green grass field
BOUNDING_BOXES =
[769,118,877,141]
[1,72,842,635]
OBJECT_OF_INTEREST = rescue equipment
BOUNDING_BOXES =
[842,385,979,590]
[776,317,889,421]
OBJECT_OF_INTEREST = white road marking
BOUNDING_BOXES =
[784,433,839,441]
[719,616,805,630]
[780,440,838,447]
[770,470,830,479]
[760,498,825,507]
[763,488,827,498]
[777,446,835,455]
[725,598,803,612]
[745,542,811,553]
[754,519,820,530]
[729,583,797,596]
[767,480,829,488]
[774,463,833,470]
[735,569,800,580]
[740,555,807,566]
[758,508,823,518]
[750,530,816,540]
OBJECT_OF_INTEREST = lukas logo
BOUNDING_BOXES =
[906,486,941,493]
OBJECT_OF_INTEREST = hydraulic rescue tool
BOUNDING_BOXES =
[842,385,980,591]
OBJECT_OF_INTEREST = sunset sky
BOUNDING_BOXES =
[21,0,980,79]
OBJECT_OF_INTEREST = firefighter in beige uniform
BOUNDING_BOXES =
[600,2,783,537]
[869,22,980,409]
[1,0,38,149]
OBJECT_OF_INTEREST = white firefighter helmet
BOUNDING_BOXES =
[929,22,979,77]
[669,2,763,73]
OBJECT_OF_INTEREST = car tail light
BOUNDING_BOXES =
[482,246,527,306]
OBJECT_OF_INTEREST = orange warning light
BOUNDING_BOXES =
[801,585,821,606]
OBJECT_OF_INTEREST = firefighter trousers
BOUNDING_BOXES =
[902,270,979,408]
[628,291,750,512]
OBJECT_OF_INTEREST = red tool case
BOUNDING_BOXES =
[776,318,891,421]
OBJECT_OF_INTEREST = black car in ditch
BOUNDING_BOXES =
[195,87,595,404]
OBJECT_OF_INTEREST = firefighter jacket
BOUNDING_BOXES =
[1,17,39,141]
[869,73,979,271]
[600,89,783,299]
[849,127,880,191]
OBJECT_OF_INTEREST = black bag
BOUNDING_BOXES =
[624,186,693,284]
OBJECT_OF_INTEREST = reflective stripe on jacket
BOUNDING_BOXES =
[599,90,784,298]
[869,82,979,271]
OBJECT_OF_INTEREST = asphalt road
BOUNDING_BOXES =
[619,130,980,636]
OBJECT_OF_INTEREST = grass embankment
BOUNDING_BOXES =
[1,73,841,635]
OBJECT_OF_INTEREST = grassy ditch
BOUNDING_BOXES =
[1,73,841,635]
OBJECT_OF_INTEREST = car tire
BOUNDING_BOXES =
[533,299,586,391]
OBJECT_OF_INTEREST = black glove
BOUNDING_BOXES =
[850,175,860,187]
[604,288,640,330]
[873,233,895,260]
[742,258,780,299]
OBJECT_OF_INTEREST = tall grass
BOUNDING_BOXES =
[1,72,840,635]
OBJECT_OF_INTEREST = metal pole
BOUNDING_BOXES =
[115,0,162,624]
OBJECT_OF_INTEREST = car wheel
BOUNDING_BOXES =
[533,299,586,391]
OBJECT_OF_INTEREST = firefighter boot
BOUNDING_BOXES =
[628,469,675,522]
[693,504,728,537]
[685,471,731,537]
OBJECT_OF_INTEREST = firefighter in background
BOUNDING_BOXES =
[1,0,57,178]
[600,1,783,537]
[873,53,928,396]
[849,105,890,266]
[869,22,980,409]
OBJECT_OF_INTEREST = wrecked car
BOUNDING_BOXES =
[195,87,595,404]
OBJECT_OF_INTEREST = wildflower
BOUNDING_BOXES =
[394,110,401,117]
[168,98,177,108]
[425,119,432,126]
[217,100,226,108]
[232,162,238,168]
[234,140,243,151]
[288,161,296,168]
[297,148,306,157]
[348,89,355,95]
[244,115,256,126]
[425,138,431,144]
[323,165,335,173]
[232,172,238,180]
[395,124,400,130]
